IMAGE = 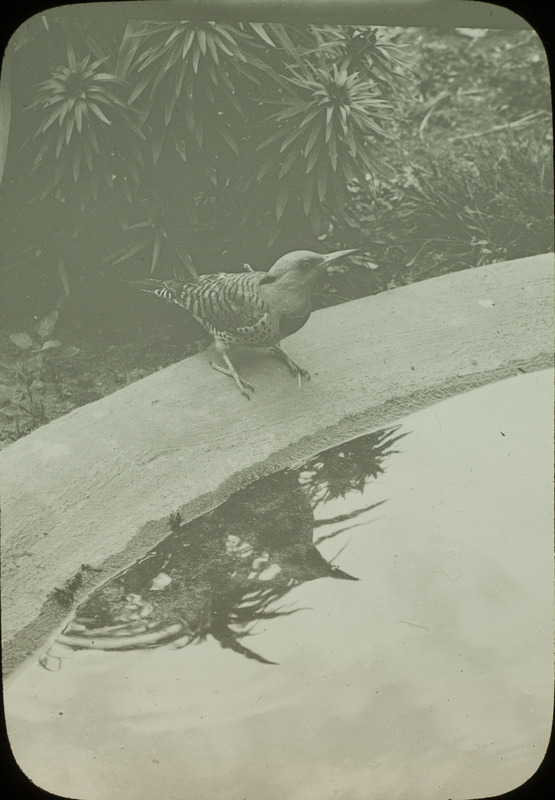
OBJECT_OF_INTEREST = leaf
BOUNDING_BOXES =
[67,43,77,71]
[57,260,71,297]
[194,118,203,149]
[10,333,34,350]
[88,125,100,154]
[278,148,298,179]
[305,138,322,174]
[36,309,59,340]
[152,124,166,164]
[150,234,162,274]
[55,130,65,159]
[256,148,282,181]
[39,107,62,135]
[75,101,84,133]
[302,178,314,216]
[165,89,178,126]
[212,35,235,59]
[184,103,195,132]
[63,345,81,358]
[256,128,288,153]
[304,122,322,159]
[249,23,275,47]
[41,340,62,351]
[192,43,201,74]
[175,137,187,162]
[298,106,322,130]
[275,182,291,221]
[91,169,99,201]
[325,106,334,142]
[203,78,214,105]
[329,131,338,171]
[279,127,304,153]
[112,239,150,264]
[317,160,328,202]
[181,28,195,60]
[174,61,187,98]
[72,146,81,182]
[203,165,218,187]
[88,103,111,125]
[58,97,73,127]
[128,75,151,105]
[309,201,322,236]
[214,124,239,156]
[82,135,93,171]
[65,115,76,146]
[206,33,220,64]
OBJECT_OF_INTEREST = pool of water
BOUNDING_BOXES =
[4,369,553,800]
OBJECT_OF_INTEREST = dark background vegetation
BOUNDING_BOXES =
[0,8,552,446]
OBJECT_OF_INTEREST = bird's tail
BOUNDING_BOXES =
[126,278,186,302]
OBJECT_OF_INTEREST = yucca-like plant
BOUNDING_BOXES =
[310,25,412,90]
[255,59,397,235]
[117,20,280,177]
[28,43,144,207]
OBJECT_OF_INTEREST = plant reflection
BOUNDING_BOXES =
[41,426,405,669]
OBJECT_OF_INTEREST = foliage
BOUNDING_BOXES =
[0,17,552,320]
[1,17,409,305]
[339,134,553,291]
[319,27,553,301]
[27,44,145,208]
[0,308,81,443]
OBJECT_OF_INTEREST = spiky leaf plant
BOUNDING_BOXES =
[117,20,278,179]
[28,43,144,208]
[255,62,397,235]
[245,26,410,243]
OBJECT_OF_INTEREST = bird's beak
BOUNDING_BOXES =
[329,564,359,581]
[320,249,359,267]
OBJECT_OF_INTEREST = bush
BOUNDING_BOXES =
[0,15,410,317]
[0,18,551,320]
[320,27,553,301]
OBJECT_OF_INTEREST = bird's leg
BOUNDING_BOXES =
[243,263,254,272]
[209,343,254,399]
[270,344,310,386]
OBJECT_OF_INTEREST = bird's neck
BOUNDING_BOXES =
[259,272,319,315]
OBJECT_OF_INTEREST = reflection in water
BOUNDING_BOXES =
[41,427,404,670]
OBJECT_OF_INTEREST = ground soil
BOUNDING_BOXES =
[0,305,209,450]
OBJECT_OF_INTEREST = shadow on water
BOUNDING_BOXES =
[40,426,406,670]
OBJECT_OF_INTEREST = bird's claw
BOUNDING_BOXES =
[270,346,310,385]
[209,360,255,399]
[291,366,310,389]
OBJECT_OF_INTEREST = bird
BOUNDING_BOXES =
[131,249,358,398]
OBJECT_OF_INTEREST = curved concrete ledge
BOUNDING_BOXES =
[1,253,553,673]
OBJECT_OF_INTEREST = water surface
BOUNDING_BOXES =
[5,370,553,800]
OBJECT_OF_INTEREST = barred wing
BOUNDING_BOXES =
[174,272,270,333]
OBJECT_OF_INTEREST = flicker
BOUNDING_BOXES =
[132,249,357,398]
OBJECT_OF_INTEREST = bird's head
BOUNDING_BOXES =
[265,249,358,286]
[282,545,359,583]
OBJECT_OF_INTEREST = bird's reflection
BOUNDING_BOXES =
[41,426,404,670]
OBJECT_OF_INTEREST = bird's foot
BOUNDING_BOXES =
[270,346,311,386]
[209,360,255,399]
